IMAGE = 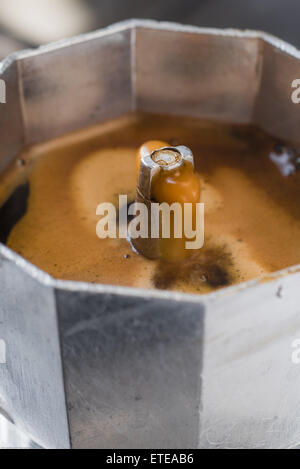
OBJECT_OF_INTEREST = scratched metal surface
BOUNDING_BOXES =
[57,290,204,449]
[0,20,300,448]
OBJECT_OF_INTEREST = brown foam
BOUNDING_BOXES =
[2,112,300,294]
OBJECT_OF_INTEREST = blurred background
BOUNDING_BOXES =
[0,0,299,59]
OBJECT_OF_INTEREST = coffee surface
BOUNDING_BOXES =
[2,112,300,294]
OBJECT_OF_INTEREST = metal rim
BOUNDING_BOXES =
[0,19,300,301]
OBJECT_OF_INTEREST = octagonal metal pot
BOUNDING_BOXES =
[0,19,300,449]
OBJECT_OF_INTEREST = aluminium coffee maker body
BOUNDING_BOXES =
[0,20,300,449]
